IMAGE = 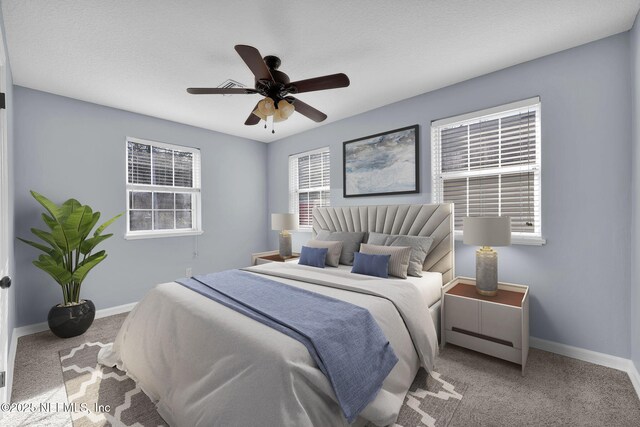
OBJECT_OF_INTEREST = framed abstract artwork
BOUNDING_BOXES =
[343,125,419,197]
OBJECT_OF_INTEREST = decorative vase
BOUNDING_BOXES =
[47,299,96,338]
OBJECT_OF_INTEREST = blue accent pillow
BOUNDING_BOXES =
[299,246,328,268]
[351,252,390,278]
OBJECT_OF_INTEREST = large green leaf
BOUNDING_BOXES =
[41,213,57,230]
[82,212,101,241]
[30,191,63,221]
[17,237,61,258]
[33,254,72,285]
[30,228,60,250]
[77,250,105,267]
[59,198,82,221]
[94,212,124,237]
[72,251,107,284]
[80,233,113,255]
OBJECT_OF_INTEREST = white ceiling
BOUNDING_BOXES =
[2,0,639,143]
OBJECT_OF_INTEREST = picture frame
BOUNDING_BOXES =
[343,124,419,198]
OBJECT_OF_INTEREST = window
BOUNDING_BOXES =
[289,147,330,228]
[125,137,202,239]
[431,97,544,245]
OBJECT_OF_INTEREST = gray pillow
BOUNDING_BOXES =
[305,240,343,267]
[360,243,412,279]
[316,230,365,265]
[367,232,391,245]
[386,235,434,277]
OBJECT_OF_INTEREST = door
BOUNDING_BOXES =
[0,93,7,408]
[0,45,9,407]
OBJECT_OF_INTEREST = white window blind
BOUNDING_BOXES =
[289,147,330,228]
[126,137,202,239]
[431,97,543,244]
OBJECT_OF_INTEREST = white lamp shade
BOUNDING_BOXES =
[271,213,298,231]
[463,216,511,247]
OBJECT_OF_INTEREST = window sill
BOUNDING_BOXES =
[454,232,546,246]
[509,235,546,246]
[124,230,204,240]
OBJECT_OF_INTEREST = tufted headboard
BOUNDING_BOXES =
[312,203,455,283]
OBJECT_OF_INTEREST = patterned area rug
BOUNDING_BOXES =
[59,342,168,427]
[59,342,466,427]
[391,368,468,427]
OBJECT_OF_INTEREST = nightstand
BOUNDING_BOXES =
[251,250,300,266]
[441,277,529,375]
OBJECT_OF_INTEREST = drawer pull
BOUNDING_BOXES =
[452,327,514,347]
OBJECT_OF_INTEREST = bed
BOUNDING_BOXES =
[98,203,454,427]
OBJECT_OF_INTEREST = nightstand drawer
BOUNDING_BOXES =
[444,294,479,333]
[445,329,522,364]
[481,303,522,349]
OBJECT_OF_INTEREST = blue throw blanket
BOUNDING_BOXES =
[176,270,398,423]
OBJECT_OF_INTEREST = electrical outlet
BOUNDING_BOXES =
[186,267,192,278]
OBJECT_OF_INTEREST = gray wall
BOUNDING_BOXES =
[267,33,633,357]
[631,11,640,372]
[13,87,269,327]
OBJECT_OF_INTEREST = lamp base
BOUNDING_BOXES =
[476,246,498,296]
[279,232,292,258]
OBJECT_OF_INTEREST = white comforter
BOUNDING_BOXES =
[98,263,439,427]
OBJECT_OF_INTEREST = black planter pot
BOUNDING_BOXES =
[47,299,96,338]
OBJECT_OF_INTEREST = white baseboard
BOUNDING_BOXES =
[530,336,632,371]
[93,302,137,320]
[531,336,640,399]
[6,301,136,403]
[628,360,640,399]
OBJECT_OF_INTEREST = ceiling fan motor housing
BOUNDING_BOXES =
[254,55,291,105]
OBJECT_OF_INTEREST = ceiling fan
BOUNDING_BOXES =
[187,45,350,130]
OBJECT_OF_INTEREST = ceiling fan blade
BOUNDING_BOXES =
[234,45,273,82]
[290,98,327,122]
[187,87,258,95]
[288,73,350,94]
[245,102,261,126]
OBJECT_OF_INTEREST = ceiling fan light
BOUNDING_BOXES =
[258,97,275,116]
[273,108,287,122]
[278,99,295,118]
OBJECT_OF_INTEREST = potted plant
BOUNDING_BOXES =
[18,191,122,338]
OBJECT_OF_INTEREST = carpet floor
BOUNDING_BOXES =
[5,312,640,426]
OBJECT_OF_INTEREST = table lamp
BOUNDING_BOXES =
[272,213,298,258]
[463,216,511,296]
